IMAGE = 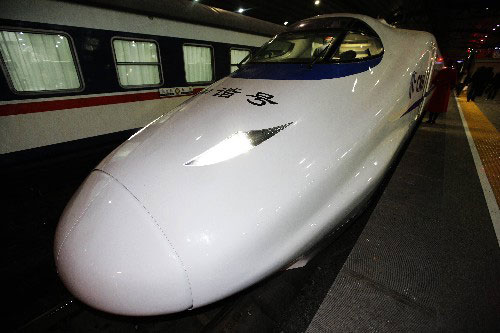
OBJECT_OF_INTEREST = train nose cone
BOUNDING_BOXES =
[54,171,192,315]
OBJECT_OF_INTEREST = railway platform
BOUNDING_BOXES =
[305,94,500,332]
[8,94,500,332]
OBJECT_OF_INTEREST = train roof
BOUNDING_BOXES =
[65,0,286,37]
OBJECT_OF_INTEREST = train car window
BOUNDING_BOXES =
[182,44,214,84]
[230,48,250,73]
[112,38,162,87]
[330,32,383,61]
[0,30,82,93]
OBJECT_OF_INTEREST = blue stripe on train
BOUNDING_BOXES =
[231,57,382,80]
[399,85,436,118]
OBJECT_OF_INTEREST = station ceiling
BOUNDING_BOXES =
[199,0,499,61]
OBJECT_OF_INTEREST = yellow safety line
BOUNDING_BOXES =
[456,96,500,207]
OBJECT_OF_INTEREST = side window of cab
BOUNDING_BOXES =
[331,32,383,61]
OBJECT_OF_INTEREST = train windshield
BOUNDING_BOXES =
[249,32,341,64]
[248,18,383,64]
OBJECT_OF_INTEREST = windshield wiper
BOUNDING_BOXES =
[308,42,332,69]
[236,53,252,70]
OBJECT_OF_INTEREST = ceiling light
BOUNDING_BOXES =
[481,39,484,42]
[284,21,288,25]
[315,0,320,5]
[485,35,488,37]
[237,8,244,13]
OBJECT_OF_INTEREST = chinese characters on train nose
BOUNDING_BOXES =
[200,87,279,106]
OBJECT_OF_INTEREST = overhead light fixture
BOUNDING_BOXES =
[493,28,496,31]
[315,0,320,5]
[237,8,244,13]
[481,39,484,42]
[284,21,288,25]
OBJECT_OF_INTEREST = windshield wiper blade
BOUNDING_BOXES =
[308,43,332,69]
[236,53,252,70]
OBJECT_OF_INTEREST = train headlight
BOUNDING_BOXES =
[184,122,293,166]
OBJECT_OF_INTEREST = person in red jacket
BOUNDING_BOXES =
[426,62,457,124]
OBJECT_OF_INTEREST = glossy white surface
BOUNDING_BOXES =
[55,14,440,315]
[54,171,192,315]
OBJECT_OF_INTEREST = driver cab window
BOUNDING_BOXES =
[332,32,383,61]
[248,18,383,64]
[250,33,340,63]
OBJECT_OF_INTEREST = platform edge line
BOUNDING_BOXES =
[454,95,500,246]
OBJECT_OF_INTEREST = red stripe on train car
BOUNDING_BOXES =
[0,88,205,116]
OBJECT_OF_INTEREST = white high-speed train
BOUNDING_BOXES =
[54,13,441,316]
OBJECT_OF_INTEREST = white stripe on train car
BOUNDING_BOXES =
[1,0,271,47]
[0,94,191,154]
